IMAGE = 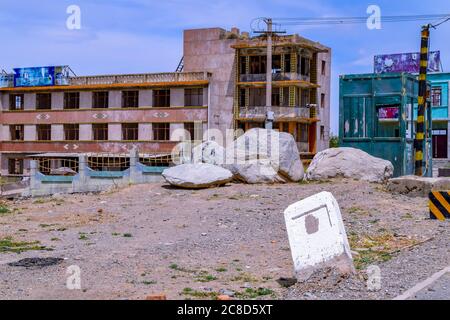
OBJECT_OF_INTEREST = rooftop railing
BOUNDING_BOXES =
[238,106,315,120]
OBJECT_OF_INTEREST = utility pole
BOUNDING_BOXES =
[254,18,285,130]
[414,24,431,176]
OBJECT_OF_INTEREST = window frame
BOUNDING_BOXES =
[36,93,52,110]
[122,91,139,108]
[92,123,109,141]
[9,94,24,111]
[92,91,109,109]
[64,92,80,110]
[152,123,170,141]
[36,124,52,141]
[122,123,139,141]
[63,123,80,141]
[184,88,203,106]
[153,89,170,107]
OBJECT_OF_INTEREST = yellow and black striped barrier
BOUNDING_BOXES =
[429,191,450,221]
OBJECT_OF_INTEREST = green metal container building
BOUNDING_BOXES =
[339,73,432,177]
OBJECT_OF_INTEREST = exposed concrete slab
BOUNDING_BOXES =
[388,175,450,197]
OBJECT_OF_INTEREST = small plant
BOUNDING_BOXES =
[78,233,89,241]
[329,134,339,148]
[195,274,217,283]
[123,233,133,238]
[181,287,219,299]
[235,288,274,299]
[142,280,157,285]
[112,232,121,236]
[0,237,50,254]
[0,204,10,215]
[215,267,227,272]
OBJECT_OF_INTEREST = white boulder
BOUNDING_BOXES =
[162,163,233,189]
[306,147,394,183]
[227,159,286,184]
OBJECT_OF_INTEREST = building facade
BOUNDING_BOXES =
[0,27,331,177]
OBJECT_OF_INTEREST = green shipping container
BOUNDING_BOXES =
[339,73,432,177]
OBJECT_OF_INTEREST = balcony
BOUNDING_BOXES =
[239,72,310,83]
[238,106,317,121]
[70,72,211,86]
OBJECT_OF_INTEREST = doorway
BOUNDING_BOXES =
[432,129,448,159]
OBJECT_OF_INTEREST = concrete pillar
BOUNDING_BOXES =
[79,124,93,141]
[170,123,186,141]
[24,93,36,110]
[1,94,7,110]
[170,88,184,107]
[109,91,121,108]
[203,87,208,107]
[129,148,139,184]
[29,160,38,191]
[24,125,37,141]
[73,154,88,193]
[139,90,152,107]
[52,92,64,110]
[138,123,152,140]
[80,92,92,109]
[51,124,64,141]
[108,123,122,140]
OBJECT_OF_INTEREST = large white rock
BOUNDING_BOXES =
[306,147,394,183]
[192,141,225,165]
[232,128,304,182]
[284,192,355,281]
[162,163,233,189]
[227,159,285,184]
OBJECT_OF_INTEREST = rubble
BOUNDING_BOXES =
[387,175,450,197]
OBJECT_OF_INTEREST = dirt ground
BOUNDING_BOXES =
[0,179,448,300]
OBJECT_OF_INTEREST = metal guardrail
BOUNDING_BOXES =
[240,73,310,82]
[238,106,312,119]
[70,72,210,86]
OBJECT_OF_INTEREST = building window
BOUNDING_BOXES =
[152,123,170,141]
[284,54,291,73]
[321,93,326,108]
[93,91,109,109]
[153,89,170,107]
[93,124,108,141]
[272,89,280,106]
[300,57,311,76]
[185,88,203,106]
[432,87,442,107]
[321,60,326,76]
[36,93,52,110]
[249,56,266,74]
[9,94,24,110]
[320,126,325,140]
[122,123,139,140]
[122,91,139,108]
[10,125,24,141]
[239,88,246,107]
[298,123,309,143]
[37,124,51,141]
[239,56,247,75]
[64,124,79,140]
[8,158,23,175]
[184,122,196,141]
[301,89,310,108]
[64,92,80,109]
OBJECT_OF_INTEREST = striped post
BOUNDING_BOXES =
[414,25,430,176]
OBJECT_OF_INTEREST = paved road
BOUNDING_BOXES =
[411,273,450,300]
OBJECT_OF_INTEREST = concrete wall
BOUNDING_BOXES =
[108,123,122,140]
[109,91,121,108]
[1,125,10,141]
[139,90,152,107]
[170,123,185,141]
[183,28,238,136]
[316,50,332,152]
[79,124,93,140]
[139,123,152,140]
[24,125,36,141]
[24,93,35,110]
[52,92,64,110]
[80,92,92,109]
[51,124,64,141]
[1,93,7,110]
[170,88,184,107]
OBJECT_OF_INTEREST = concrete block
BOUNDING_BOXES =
[388,175,450,197]
[284,191,355,280]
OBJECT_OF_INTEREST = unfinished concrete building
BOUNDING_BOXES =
[0,26,331,178]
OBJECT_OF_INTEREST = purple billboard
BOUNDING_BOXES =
[374,51,441,74]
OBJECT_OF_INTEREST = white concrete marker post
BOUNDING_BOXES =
[284,191,355,280]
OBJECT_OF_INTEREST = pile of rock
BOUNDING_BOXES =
[163,128,304,188]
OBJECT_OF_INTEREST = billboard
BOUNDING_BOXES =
[13,66,70,87]
[0,73,14,88]
[374,51,441,74]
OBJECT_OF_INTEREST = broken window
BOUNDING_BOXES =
[272,55,281,73]
[37,124,51,141]
[298,123,309,143]
[36,93,51,110]
[64,92,80,109]
[153,89,170,107]
[9,94,24,110]
[239,88,246,107]
[185,88,203,106]
[10,125,24,141]
[122,91,139,108]
[8,158,23,175]
[284,54,291,73]
[272,88,280,106]
[64,124,79,141]
[343,96,371,138]
[93,123,108,140]
[249,56,266,74]
[93,91,109,109]
[239,56,247,75]
[376,99,401,138]
[300,57,311,76]
[432,87,442,107]
[122,123,139,140]
[152,123,170,141]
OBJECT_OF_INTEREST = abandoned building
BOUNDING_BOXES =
[0,27,331,177]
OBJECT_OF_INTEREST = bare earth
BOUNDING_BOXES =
[0,179,448,300]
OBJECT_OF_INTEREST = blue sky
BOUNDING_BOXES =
[1,0,450,134]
